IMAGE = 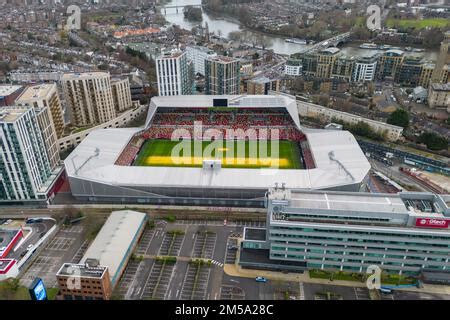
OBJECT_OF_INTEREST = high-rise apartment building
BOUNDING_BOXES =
[205,56,241,95]
[111,78,133,112]
[247,77,280,95]
[156,50,195,96]
[331,55,355,82]
[15,84,64,138]
[186,46,217,76]
[0,107,53,201]
[62,72,116,127]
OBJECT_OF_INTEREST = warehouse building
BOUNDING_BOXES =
[56,210,147,300]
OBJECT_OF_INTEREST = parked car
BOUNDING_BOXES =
[26,244,34,251]
[228,245,238,250]
[255,276,267,283]
[0,246,6,252]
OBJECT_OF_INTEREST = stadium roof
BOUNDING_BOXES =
[65,95,371,191]
[80,210,146,286]
[146,95,301,129]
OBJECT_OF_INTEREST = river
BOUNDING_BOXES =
[162,0,438,60]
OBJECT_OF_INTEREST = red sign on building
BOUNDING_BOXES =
[415,218,449,229]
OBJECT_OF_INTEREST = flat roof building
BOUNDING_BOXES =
[56,260,112,300]
[78,210,147,287]
[241,188,450,275]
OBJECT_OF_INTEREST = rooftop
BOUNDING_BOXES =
[207,55,239,63]
[268,188,450,217]
[0,85,22,97]
[65,95,370,191]
[431,83,450,91]
[80,210,146,285]
[16,84,55,102]
[62,72,110,80]
[56,262,107,279]
[0,107,28,123]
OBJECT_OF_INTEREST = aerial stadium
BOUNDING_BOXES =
[65,95,371,207]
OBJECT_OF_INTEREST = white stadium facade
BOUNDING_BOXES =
[65,95,371,207]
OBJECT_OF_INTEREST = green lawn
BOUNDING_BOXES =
[0,279,58,300]
[387,18,450,30]
[133,139,303,169]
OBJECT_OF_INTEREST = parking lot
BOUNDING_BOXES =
[158,231,185,256]
[220,285,245,300]
[140,260,176,300]
[114,219,241,300]
[20,223,88,289]
[180,263,211,300]
[191,230,216,259]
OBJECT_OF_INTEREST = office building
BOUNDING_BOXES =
[186,46,217,76]
[56,260,112,300]
[240,188,450,275]
[428,83,450,110]
[111,78,133,112]
[62,72,116,127]
[156,50,195,96]
[0,107,54,201]
[205,56,241,95]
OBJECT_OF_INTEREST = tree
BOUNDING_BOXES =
[417,132,448,151]
[387,108,410,129]
[183,6,202,22]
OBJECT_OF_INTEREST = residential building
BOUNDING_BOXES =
[0,107,54,201]
[431,31,450,83]
[284,59,303,76]
[247,77,280,95]
[377,49,405,80]
[395,56,423,87]
[62,72,116,127]
[0,85,23,107]
[186,46,217,76]
[297,100,403,141]
[316,47,340,79]
[240,188,450,275]
[205,56,241,95]
[15,84,64,139]
[156,50,195,96]
[331,55,355,82]
[428,83,450,111]
[418,63,435,88]
[111,78,133,112]
[351,54,378,83]
[56,260,112,300]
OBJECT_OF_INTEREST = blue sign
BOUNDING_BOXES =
[29,278,48,301]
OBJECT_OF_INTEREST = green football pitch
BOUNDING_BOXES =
[133,139,303,169]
